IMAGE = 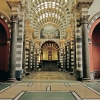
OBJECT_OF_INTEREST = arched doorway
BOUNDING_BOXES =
[0,18,10,80]
[40,41,60,71]
[89,18,100,79]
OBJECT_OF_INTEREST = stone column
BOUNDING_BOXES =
[74,35,76,74]
[57,51,60,61]
[32,45,35,71]
[70,41,74,72]
[22,34,26,75]
[66,42,70,71]
[68,42,71,72]
[70,0,93,80]
[28,41,31,72]
[82,15,90,79]
[76,24,83,80]
[63,49,65,71]
[35,49,37,71]
[65,45,67,71]
[73,14,83,80]
[8,15,18,81]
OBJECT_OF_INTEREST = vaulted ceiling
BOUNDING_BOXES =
[28,0,71,39]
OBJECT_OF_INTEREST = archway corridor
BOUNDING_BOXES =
[1,0,100,100]
[0,71,100,100]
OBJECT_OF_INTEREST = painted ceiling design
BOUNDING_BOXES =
[28,0,71,39]
[40,25,60,39]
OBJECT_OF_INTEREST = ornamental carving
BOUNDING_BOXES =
[25,19,36,41]
[76,18,81,27]
[65,25,73,42]
[10,14,19,22]
[81,15,90,24]
[76,15,90,27]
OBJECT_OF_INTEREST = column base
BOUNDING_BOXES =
[6,78,17,83]
[82,78,91,80]
[22,74,26,78]
[15,70,23,80]
[82,78,91,82]
[77,78,82,81]
[16,78,22,81]
[74,74,78,78]
[77,70,83,79]
[90,72,94,80]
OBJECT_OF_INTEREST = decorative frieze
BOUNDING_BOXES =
[76,0,94,10]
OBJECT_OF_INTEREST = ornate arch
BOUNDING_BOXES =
[0,12,11,39]
[88,12,100,35]
[40,39,61,49]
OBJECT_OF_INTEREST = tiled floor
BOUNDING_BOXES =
[0,71,100,100]
[0,83,12,91]
[19,92,77,100]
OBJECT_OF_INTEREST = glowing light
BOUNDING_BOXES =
[32,0,34,2]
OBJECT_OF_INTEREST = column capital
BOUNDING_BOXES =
[10,14,19,23]
[76,15,90,27]
[81,15,90,24]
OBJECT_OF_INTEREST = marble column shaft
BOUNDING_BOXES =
[35,49,37,70]
[65,46,68,71]
[9,15,18,80]
[68,42,71,71]
[57,51,60,61]
[82,16,90,78]
[28,41,31,71]
[74,35,76,73]
[32,45,34,70]
[22,34,26,74]
[66,42,70,71]
[63,49,65,70]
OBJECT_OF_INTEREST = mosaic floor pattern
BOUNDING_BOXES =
[0,71,100,100]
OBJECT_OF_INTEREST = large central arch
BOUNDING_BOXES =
[40,40,60,71]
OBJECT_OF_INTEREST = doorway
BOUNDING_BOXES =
[40,41,59,71]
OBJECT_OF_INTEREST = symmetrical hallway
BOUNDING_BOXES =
[1,0,100,100]
[0,71,100,100]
